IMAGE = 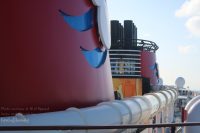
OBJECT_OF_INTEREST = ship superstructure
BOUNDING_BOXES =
[110,20,159,99]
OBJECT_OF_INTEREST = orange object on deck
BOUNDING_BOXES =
[113,78,142,98]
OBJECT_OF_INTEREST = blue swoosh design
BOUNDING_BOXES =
[80,47,107,68]
[59,9,94,31]
[149,63,156,70]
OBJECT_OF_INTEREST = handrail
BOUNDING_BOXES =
[0,122,200,131]
[111,39,158,53]
[136,39,159,52]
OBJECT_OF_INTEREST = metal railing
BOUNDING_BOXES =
[111,39,159,53]
[135,39,159,52]
[0,122,200,131]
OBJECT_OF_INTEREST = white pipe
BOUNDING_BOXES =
[114,99,142,124]
[152,92,167,111]
[166,89,176,102]
[129,96,152,122]
[159,91,172,105]
[166,89,177,121]
[143,94,160,117]
[160,89,176,123]
[0,89,177,133]
[99,101,131,125]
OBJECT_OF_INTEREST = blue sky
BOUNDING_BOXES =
[107,0,200,90]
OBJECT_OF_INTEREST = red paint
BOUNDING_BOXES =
[183,108,188,122]
[0,0,114,116]
[141,51,158,85]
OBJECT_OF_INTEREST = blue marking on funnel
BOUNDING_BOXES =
[81,47,107,68]
[59,9,94,31]
[149,63,156,70]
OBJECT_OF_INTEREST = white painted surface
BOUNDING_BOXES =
[92,0,111,49]
[153,92,167,110]
[185,95,200,111]
[144,94,160,116]
[184,98,200,133]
